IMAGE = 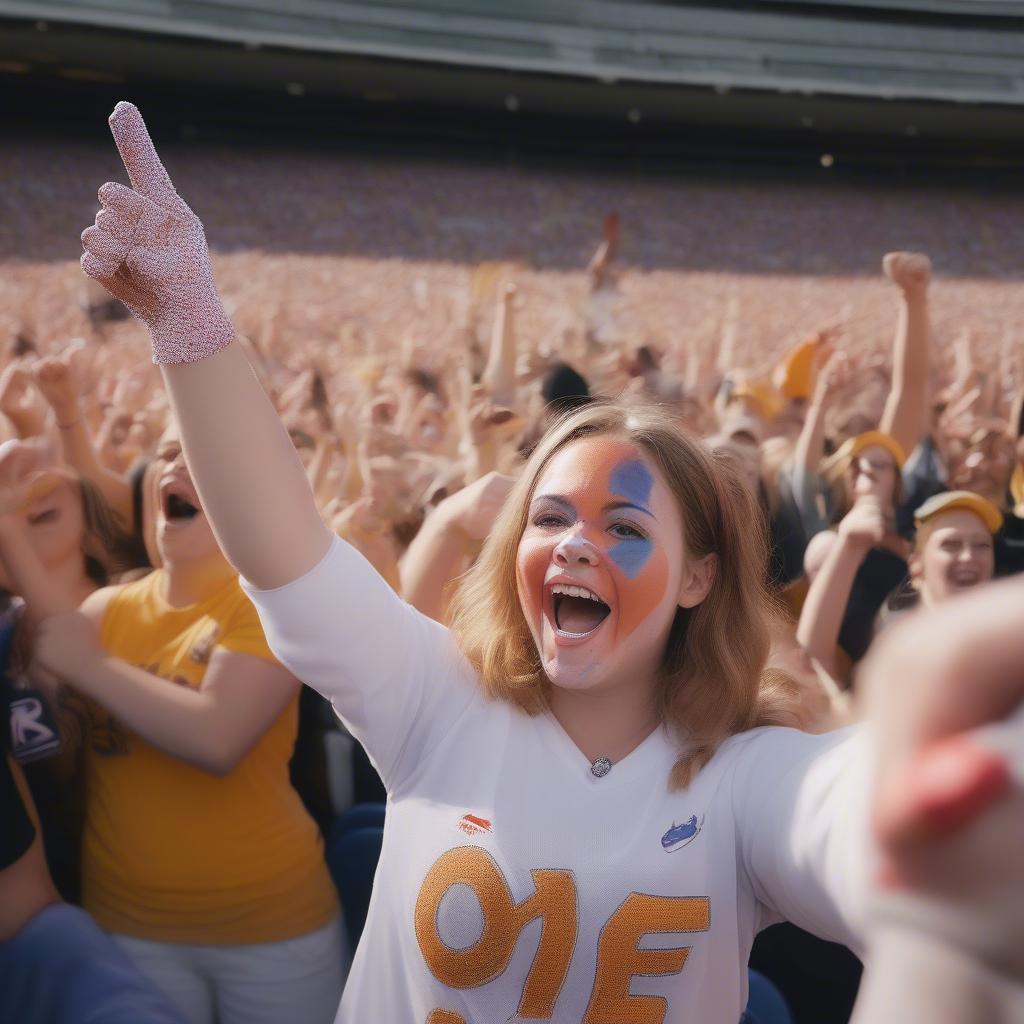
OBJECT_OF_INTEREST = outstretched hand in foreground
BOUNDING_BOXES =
[853,577,1024,1022]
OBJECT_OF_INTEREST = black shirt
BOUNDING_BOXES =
[1,608,36,870]
[838,546,909,664]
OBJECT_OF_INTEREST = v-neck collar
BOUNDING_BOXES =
[536,709,670,790]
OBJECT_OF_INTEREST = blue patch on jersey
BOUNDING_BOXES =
[662,814,704,851]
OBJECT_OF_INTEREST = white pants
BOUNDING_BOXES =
[113,917,347,1024]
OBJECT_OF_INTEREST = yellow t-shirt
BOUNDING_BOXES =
[82,569,339,943]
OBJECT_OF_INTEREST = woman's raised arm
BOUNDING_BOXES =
[161,346,329,588]
[879,251,931,459]
[80,103,329,588]
[797,497,885,678]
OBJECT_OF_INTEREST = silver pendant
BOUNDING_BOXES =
[590,757,612,778]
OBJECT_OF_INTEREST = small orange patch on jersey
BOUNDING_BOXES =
[457,813,492,837]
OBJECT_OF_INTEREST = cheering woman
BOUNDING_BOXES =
[71,102,1018,1024]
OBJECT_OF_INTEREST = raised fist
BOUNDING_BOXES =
[33,356,78,418]
[882,251,931,296]
[80,102,234,364]
[0,438,60,522]
[838,496,886,552]
[441,471,516,543]
[0,362,35,421]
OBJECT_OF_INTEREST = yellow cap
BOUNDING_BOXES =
[773,333,828,400]
[914,490,1003,535]
[833,430,907,470]
[1011,463,1024,510]
[729,379,782,423]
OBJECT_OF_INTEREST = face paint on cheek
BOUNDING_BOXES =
[615,547,670,642]
[604,456,669,641]
[609,535,653,579]
[608,457,656,577]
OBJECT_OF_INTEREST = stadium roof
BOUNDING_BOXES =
[3,0,1024,106]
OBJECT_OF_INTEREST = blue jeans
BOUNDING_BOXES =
[0,903,185,1024]
[742,968,793,1024]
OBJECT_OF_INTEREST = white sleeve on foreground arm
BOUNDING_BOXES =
[241,533,476,791]
[734,725,874,954]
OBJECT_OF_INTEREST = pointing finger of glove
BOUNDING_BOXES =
[108,102,181,211]
[81,225,128,265]
[98,181,144,220]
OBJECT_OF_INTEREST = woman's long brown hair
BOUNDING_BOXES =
[79,477,137,585]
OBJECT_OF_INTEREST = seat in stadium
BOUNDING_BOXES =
[328,801,385,850]
[743,968,794,1024]
[326,806,386,950]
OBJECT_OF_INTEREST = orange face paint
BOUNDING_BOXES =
[517,439,678,678]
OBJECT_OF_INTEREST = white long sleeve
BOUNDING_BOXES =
[731,725,873,953]
[241,534,478,792]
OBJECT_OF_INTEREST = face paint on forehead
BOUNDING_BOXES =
[609,459,654,511]
[608,458,654,580]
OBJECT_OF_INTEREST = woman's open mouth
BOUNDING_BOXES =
[548,581,612,640]
[161,482,202,525]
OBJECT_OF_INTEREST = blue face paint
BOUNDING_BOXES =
[608,458,655,578]
[609,459,653,513]
[610,535,653,579]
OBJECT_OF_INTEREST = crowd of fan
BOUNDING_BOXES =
[1,199,1022,1023]
[5,210,1022,673]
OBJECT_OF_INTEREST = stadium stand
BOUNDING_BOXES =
[2,1,1024,149]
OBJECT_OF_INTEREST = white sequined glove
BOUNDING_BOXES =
[80,101,235,364]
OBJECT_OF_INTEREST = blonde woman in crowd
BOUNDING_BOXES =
[32,425,344,1024]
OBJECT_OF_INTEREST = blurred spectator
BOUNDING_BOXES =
[29,433,345,1024]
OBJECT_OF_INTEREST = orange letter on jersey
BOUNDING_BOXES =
[415,847,577,1018]
[583,894,710,1023]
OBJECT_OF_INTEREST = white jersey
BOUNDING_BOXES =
[242,537,871,1024]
